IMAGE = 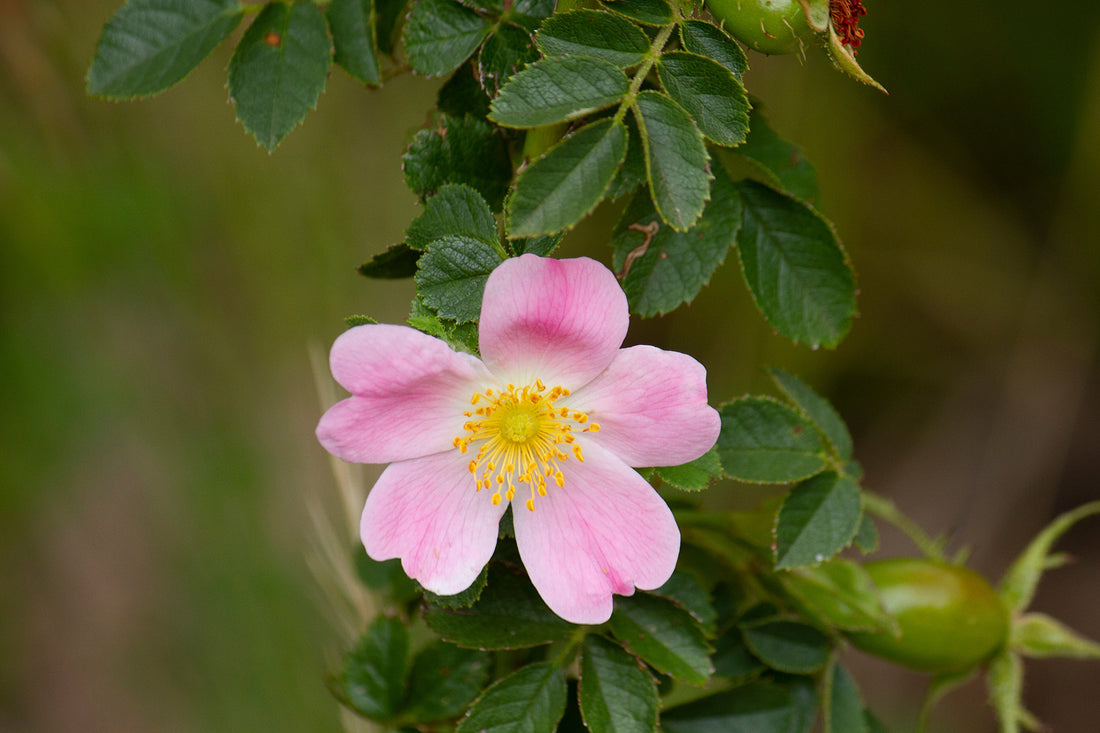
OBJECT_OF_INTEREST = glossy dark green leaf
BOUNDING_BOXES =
[489,57,630,128]
[598,0,673,26]
[715,398,828,483]
[741,620,832,674]
[414,235,504,323]
[679,20,748,78]
[661,681,794,733]
[456,663,567,733]
[507,118,627,237]
[358,243,420,278]
[611,163,739,316]
[736,180,856,348]
[403,115,512,210]
[227,2,332,151]
[826,664,868,733]
[657,52,749,147]
[404,641,491,722]
[634,91,711,231]
[425,564,574,649]
[536,10,650,68]
[343,616,410,721]
[610,594,712,685]
[404,0,491,77]
[736,105,819,204]
[774,471,862,569]
[579,635,658,733]
[651,448,725,492]
[327,0,381,85]
[768,367,853,462]
[405,184,498,251]
[478,22,538,97]
[87,0,243,98]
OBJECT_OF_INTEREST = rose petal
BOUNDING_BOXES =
[361,451,507,596]
[568,345,720,467]
[317,324,492,463]
[512,440,679,624]
[478,255,629,389]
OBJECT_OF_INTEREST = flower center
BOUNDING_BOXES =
[830,0,867,52]
[453,380,601,512]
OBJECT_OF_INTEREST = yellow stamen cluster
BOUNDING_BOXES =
[452,379,601,512]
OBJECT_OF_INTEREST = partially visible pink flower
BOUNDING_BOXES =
[317,255,720,624]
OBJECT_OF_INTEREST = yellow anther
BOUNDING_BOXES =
[587,423,601,432]
[573,444,584,461]
[491,493,502,505]
[471,393,481,405]
[468,460,477,474]
[526,498,535,511]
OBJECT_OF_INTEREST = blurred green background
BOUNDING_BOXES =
[1,1,1098,731]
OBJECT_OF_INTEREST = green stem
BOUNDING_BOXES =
[862,491,948,561]
[615,21,678,122]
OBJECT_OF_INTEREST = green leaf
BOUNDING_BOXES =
[987,650,1031,733]
[227,2,332,152]
[661,681,795,733]
[404,641,492,722]
[423,563,489,609]
[736,180,856,348]
[611,163,740,316]
[439,60,493,118]
[425,564,574,649]
[999,500,1100,612]
[634,91,711,232]
[344,314,379,328]
[352,548,420,602]
[358,243,420,278]
[87,0,244,98]
[715,398,828,483]
[478,22,538,97]
[606,116,647,200]
[774,471,862,569]
[736,105,819,205]
[853,512,879,554]
[327,0,382,85]
[653,570,718,635]
[509,0,557,31]
[781,559,897,633]
[342,616,410,721]
[1012,612,1100,659]
[782,674,820,733]
[712,626,767,679]
[457,663,567,733]
[414,235,504,323]
[404,0,491,77]
[511,233,563,256]
[679,20,748,78]
[651,448,725,491]
[406,184,498,251]
[489,57,630,128]
[579,635,659,733]
[507,118,627,237]
[598,0,673,26]
[374,0,408,54]
[536,10,650,68]
[610,594,712,685]
[826,664,868,733]
[768,367,853,462]
[657,52,749,147]
[740,620,832,674]
[403,115,512,210]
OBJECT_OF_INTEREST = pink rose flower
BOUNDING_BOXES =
[317,255,720,624]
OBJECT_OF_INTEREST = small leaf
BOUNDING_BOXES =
[653,571,718,635]
[403,115,512,210]
[712,626,767,679]
[374,0,408,54]
[987,650,1031,733]
[344,314,379,328]
[774,471,862,569]
[489,57,630,128]
[657,52,750,147]
[342,616,410,721]
[736,180,856,348]
[715,398,828,483]
[536,10,650,68]
[768,367,853,461]
[661,681,794,733]
[606,116,647,200]
[405,184,498,251]
[438,59,492,118]
[456,663,567,733]
[509,0,557,31]
[87,0,244,98]
[598,0,673,26]
[1012,612,1100,659]
[478,22,538,97]
[610,593,712,685]
[634,91,711,232]
[853,512,879,554]
[826,663,868,733]
[651,448,725,491]
[736,105,819,204]
[579,635,659,733]
[782,674,820,733]
[507,118,627,237]
[415,235,504,323]
[404,0,491,77]
[227,2,332,151]
[422,563,489,609]
[679,20,748,78]
[327,0,382,85]
[404,641,492,722]
[425,564,574,649]
[740,619,832,674]
[511,233,563,256]
[782,559,897,633]
[358,243,420,278]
